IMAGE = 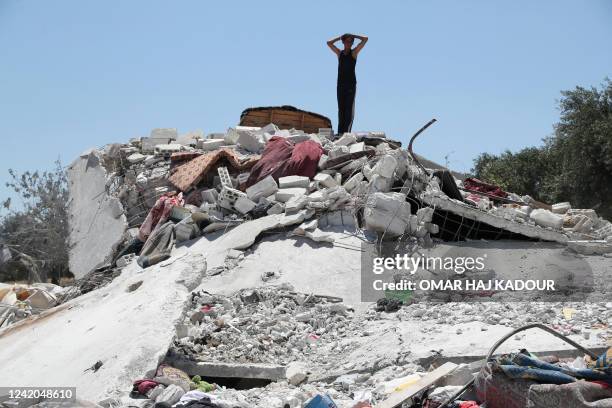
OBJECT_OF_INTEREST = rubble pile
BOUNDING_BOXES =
[0,282,65,328]
[68,122,612,281]
[7,121,609,407]
[171,285,359,365]
[400,301,612,339]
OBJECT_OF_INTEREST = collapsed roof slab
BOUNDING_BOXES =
[420,193,568,244]
[67,150,127,278]
[0,255,206,402]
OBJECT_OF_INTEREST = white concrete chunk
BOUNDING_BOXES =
[372,154,398,178]
[552,202,571,214]
[201,189,219,204]
[275,188,307,203]
[198,139,226,151]
[314,173,338,188]
[349,142,366,154]
[246,176,278,201]
[279,175,310,189]
[127,153,146,164]
[235,196,257,214]
[530,209,563,230]
[237,130,264,153]
[343,173,364,192]
[267,203,285,215]
[334,133,357,146]
[364,192,411,236]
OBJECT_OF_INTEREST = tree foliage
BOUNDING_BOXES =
[0,160,70,282]
[473,79,612,219]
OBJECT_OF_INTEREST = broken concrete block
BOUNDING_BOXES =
[286,362,308,386]
[285,196,308,213]
[307,191,325,202]
[237,129,265,153]
[267,203,285,215]
[234,196,257,214]
[328,146,350,159]
[144,155,162,166]
[372,154,398,178]
[567,208,598,221]
[155,384,184,405]
[318,154,329,169]
[552,202,571,214]
[218,187,247,210]
[257,123,279,135]
[154,143,184,156]
[201,189,219,204]
[334,172,342,186]
[314,173,338,188]
[305,229,335,243]
[275,188,307,203]
[246,175,279,201]
[279,175,310,189]
[349,141,366,154]
[318,210,356,228]
[368,174,393,193]
[293,219,318,235]
[197,139,226,151]
[342,173,364,192]
[127,153,146,164]
[364,192,411,236]
[116,254,135,268]
[217,167,233,189]
[334,133,357,146]
[530,209,563,230]
[572,215,594,233]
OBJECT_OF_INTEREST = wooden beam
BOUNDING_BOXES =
[374,362,458,408]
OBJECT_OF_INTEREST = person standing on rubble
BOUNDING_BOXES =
[327,33,368,136]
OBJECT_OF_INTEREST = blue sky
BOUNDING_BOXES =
[1,0,610,200]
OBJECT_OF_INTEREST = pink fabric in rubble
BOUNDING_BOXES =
[138,194,184,242]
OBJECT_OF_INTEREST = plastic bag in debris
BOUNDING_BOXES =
[304,394,338,408]
[245,137,323,187]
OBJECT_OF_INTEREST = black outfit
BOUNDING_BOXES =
[337,49,357,135]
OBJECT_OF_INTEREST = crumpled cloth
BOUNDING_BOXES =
[172,396,222,408]
[132,379,160,395]
[497,351,612,384]
[463,177,508,198]
[245,137,323,187]
[139,194,184,242]
[137,222,175,268]
[527,381,612,408]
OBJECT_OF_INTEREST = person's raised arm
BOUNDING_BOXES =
[327,35,342,56]
[352,34,368,57]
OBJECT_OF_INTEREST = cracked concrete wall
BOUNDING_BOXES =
[67,149,128,278]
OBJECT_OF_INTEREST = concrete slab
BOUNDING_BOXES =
[67,150,127,278]
[0,254,206,401]
[421,193,569,243]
